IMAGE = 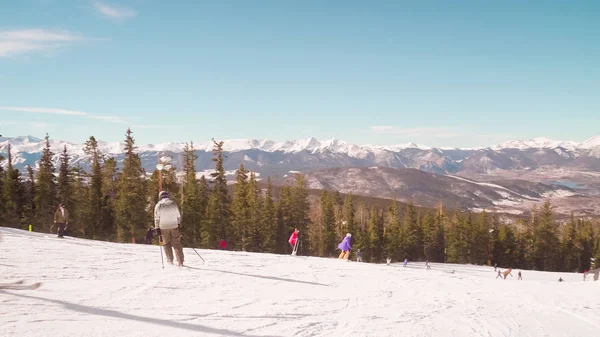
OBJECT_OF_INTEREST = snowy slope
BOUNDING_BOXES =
[1,228,598,337]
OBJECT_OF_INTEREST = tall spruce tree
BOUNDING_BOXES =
[231,163,250,250]
[83,137,104,238]
[400,202,422,261]
[115,128,147,242]
[446,211,469,264]
[100,157,118,239]
[56,145,77,233]
[261,177,278,253]
[470,211,492,265]
[197,175,209,245]
[384,200,402,261]
[533,201,560,271]
[0,152,5,223]
[422,210,445,262]
[204,139,231,248]
[35,134,57,231]
[276,186,294,254]
[366,206,384,262]
[180,142,202,246]
[561,213,579,272]
[3,143,25,227]
[576,219,594,273]
[341,193,356,236]
[22,165,36,226]
[71,166,89,237]
[318,190,337,257]
[246,171,263,252]
[57,146,72,206]
[290,174,311,255]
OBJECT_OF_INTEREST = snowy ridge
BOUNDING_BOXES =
[1,135,599,158]
[1,227,598,337]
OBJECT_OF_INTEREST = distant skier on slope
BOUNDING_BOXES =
[289,228,299,255]
[154,191,184,267]
[52,203,69,238]
[503,268,513,280]
[518,271,522,280]
[337,233,352,260]
[403,258,408,267]
[425,260,431,270]
[357,249,362,262]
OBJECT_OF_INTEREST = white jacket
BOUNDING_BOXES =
[154,198,181,230]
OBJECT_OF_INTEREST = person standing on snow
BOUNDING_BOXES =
[426,260,431,270]
[403,258,408,267]
[154,191,184,267]
[337,233,352,260]
[357,249,362,262]
[288,228,299,255]
[52,203,69,238]
[518,271,522,280]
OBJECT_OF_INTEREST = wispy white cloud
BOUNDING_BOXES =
[0,106,128,125]
[94,2,137,19]
[0,29,85,58]
[0,106,87,116]
[371,126,459,138]
[0,106,172,131]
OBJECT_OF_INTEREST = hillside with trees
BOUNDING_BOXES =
[1,129,599,272]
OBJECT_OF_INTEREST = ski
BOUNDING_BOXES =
[0,282,41,290]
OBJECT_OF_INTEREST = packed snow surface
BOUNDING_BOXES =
[1,227,598,337]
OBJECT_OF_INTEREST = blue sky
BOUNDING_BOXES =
[0,0,598,147]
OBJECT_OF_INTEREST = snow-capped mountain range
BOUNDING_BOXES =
[1,135,599,157]
[2,134,599,215]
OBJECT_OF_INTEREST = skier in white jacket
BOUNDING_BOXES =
[154,191,184,266]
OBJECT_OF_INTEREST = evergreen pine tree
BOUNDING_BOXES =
[71,166,89,237]
[370,206,385,262]
[204,139,231,248]
[561,213,579,272]
[341,193,356,236]
[470,211,491,265]
[57,146,72,207]
[22,165,36,227]
[180,142,202,246]
[261,177,278,253]
[277,186,294,254]
[533,201,560,271]
[576,219,594,273]
[247,172,263,251]
[34,134,57,231]
[231,163,250,250]
[445,211,469,264]
[3,143,25,227]
[178,143,198,242]
[0,152,5,224]
[318,190,337,257]
[83,137,104,238]
[384,200,402,261]
[290,174,311,255]
[100,157,118,239]
[400,202,422,261]
[115,128,147,242]
[197,175,209,245]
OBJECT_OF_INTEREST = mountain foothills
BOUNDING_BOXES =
[0,131,599,273]
[1,134,600,215]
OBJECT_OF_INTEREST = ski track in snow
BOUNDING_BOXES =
[1,227,598,337]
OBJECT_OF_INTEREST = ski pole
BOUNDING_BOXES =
[192,247,205,263]
[158,234,164,269]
